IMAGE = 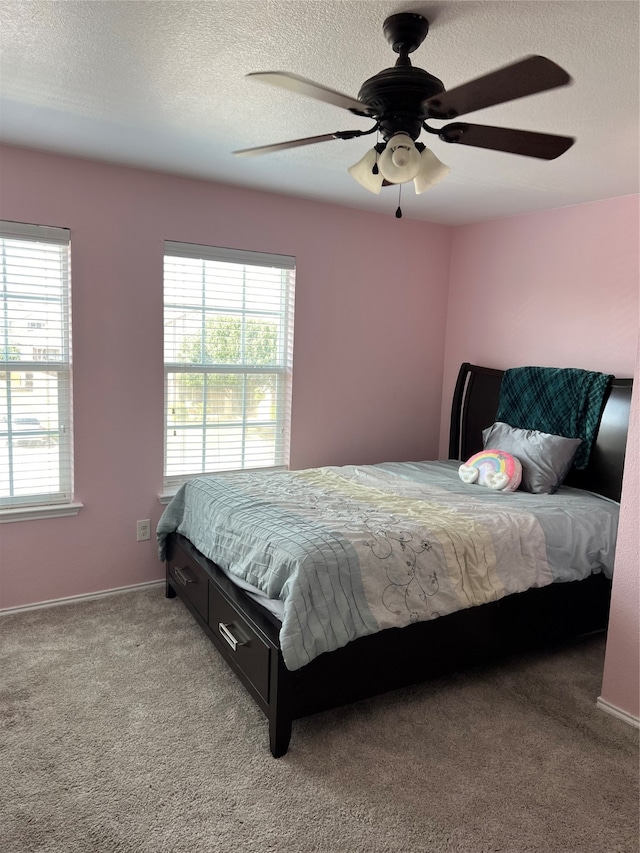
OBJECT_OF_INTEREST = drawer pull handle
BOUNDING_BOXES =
[218,622,247,652]
[173,566,195,587]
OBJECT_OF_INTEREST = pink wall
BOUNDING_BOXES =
[600,337,639,718]
[0,144,451,610]
[442,195,640,720]
[440,195,639,452]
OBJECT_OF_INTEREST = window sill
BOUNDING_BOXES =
[0,501,84,524]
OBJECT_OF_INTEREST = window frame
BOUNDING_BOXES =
[0,220,79,522]
[162,241,295,494]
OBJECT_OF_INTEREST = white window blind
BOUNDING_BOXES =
[0,221,73,510]
[163,241,295,490]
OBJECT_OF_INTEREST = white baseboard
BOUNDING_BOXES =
[596,696,640,729]
[0,579,165,616]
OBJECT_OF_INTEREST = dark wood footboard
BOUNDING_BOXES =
[165,533,294,756]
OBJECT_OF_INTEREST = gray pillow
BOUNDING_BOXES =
[482,422,581,495]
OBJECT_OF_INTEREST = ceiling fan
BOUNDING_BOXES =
[233,12,575,210]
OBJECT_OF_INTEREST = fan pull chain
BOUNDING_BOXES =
[396,184,403,219]
[372,132,380,175]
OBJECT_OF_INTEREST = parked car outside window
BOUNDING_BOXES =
[0,416,52,447]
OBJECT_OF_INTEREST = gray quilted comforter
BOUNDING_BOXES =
[157,461,619,671]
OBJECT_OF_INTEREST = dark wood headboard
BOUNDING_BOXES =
[448,362,633,502]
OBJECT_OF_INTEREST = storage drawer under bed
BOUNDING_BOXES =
[166,535,276,710]
[209,583,270,702]
[167,547,209,620]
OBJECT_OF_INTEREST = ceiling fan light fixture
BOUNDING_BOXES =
[377,133,422,184]
[348,148,384,194]
[413,147,451,194]
[239,16,575,208]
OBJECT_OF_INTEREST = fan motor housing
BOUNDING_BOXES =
[357,66,445,141]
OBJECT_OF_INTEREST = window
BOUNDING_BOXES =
[0,221,75,517]
[163,241,295,492]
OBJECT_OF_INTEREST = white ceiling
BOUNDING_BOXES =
[1,1,638,224]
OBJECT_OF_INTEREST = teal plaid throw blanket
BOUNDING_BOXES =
[495,366,613,469]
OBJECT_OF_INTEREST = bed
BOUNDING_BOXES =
[159,362,633,757]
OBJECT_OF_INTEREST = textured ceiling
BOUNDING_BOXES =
[0,0,638,224]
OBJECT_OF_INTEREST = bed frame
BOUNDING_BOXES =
[165,362,632,757]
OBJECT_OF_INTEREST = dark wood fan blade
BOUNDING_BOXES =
[439,122,575,159]
[423,56,572,120]
[233,133,340,157]
[247,72,371,115]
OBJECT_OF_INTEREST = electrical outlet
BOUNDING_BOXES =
[136,519,151,542]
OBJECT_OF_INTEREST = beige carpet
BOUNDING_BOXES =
[1,586,638,853]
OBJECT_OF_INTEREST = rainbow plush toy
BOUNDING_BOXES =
[458,449,522,492]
